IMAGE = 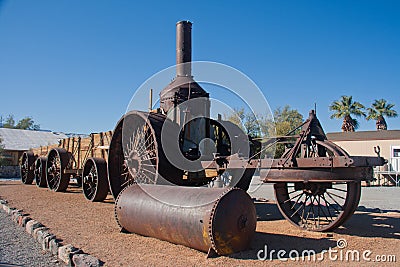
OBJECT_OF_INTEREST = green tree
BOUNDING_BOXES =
[1,115,40,130]
[269,105,303,158]
[329,96,366,132]
[3,115,15,128]
[224,108,262,138]
[0,137,7,166]
[273,105,303,126]
[15,117,40,130]
[366,99,398,131]
[225,105,303,158]
[225,107,245,131]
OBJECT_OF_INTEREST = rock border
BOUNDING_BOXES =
[0,198,102,267]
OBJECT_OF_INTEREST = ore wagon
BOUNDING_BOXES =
[20,131,113,201]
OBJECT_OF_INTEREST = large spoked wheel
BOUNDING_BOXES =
[82,157,108,202]
[34,157,47,187]
[275,181,361,232]
[274,140,361,231]
[108,111,183,199]
[20,152,36,184]
[46,148,70,192]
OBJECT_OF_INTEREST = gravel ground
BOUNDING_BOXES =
[0,179,399,266]
[0,210,62,267]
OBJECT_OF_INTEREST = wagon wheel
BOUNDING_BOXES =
[82,157,108,202]
[274,140,361,232]
[20,152,36,184]
[34,157,47,187]
[46,148,70,192]
[108,111,183,199]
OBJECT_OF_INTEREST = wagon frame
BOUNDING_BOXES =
[20,131,113,201]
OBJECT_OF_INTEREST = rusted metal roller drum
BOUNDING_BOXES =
[115,184,256,256]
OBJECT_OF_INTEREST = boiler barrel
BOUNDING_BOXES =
[115,184,256,256]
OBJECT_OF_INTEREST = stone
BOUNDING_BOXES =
[37,229,51,245]
[58,244,83,265]
[6,206,15,215]
[43,234,56,251]
[14,213,23,223]
[11,210,23,223]
[19,216,32,227]
[0,199,7,205]
[10,210,17,220]
[33,227,48,240]
[18,215,24,225]
[72,254,101,267]
[49,239,61,256]
[0,166,20,177]
[26,220,44,235]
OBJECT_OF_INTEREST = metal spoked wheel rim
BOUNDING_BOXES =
[20,152,35,184]
[123,122,158,185]
[34,157,47,187]
[83,161,98,200]
[108,111,160,199]
[274,138,362,231]
[82,158,108,202]
[46,148,69,192]
[274,181,361,232]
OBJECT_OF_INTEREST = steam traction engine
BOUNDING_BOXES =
[107,21,385,232]
[20,21,385,236]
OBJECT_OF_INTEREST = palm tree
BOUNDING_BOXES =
[329,96,366,132]
[366,99,398,130]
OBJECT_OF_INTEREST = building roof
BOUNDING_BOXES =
[327,130,400,141]
[0,128,67,151]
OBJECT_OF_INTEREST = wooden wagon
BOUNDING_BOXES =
[20,131,113,201]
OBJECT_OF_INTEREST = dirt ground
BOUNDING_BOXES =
[0,180,399,266]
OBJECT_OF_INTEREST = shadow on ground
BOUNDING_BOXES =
[255,201,399,240]
[231,232,336,260]
[337,207,400,239]
[254,201,283,221]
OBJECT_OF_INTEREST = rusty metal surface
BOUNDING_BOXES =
[200,110,385,184]
[82,157,108,202]
[46,148,71,192]
[34,156,47,187]
[115,184,256,256]
[159,21,209,115]
[176,20,192,77]
[108,111,191,198]
[20,151,36,184]
[274,181,362,231]
[261,167,373,183]
[202,154,385,171]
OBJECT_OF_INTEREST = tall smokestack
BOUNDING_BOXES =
[160,21,208,115]
[176,21,192,77]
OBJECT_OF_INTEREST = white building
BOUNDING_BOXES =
[327,130,400,186]
[0,128,67,166]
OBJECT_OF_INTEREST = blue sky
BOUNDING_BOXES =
[0,0,399,134]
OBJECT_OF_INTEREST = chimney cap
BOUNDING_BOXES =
[176,20,192,25]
